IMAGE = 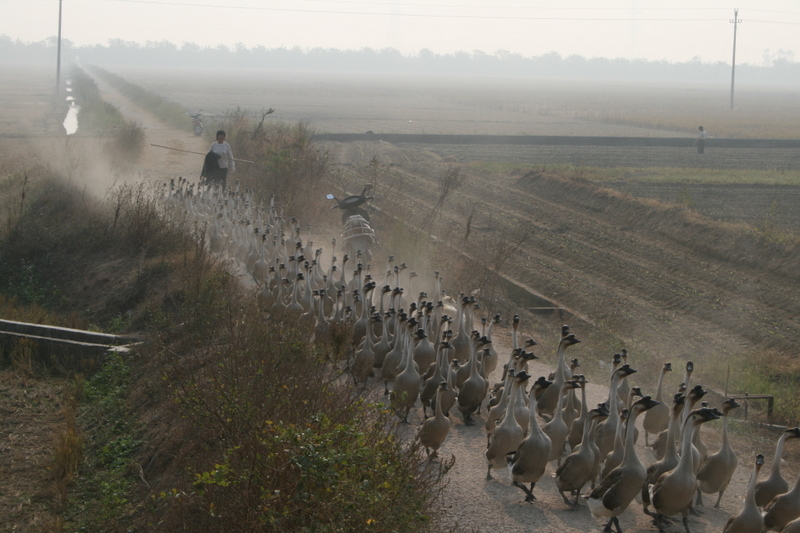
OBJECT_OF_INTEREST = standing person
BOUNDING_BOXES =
[201,130,235,190]
[695,125,707,154]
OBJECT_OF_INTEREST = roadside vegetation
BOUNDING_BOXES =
[0,104,449,532]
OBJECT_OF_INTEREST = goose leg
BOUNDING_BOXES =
[612,517,623,533]
[572,490,582,507]
[486,465,493,480]
[655,514,666,533]
[681,512,691,533]
[695,490,704,507]
[713,491,724,509]
[645,431,650,447]
[512,481,536,502]
[557,489,574,507]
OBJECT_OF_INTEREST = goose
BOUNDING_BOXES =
[722,454,764,533]
[602,387,643,478]
[562,371,581,431]
[456,331,483,389]
[692,400,711,473]
[371,308,394,369]
[420,339,450,418]
[537,333,581,418]
[652,383,705,461]
[507,374,553,502]
[481,314,501,376]
[586,395,660,533]
[650,407,721,533]
[456,327,488,426]
[595,364,637,459]
[616,349,631,405]
[567,374,590,452]
[418,382,452,458]
[641,393,686,521]
[485,365,540,447]
[696,398,741,508]
[501,315,521,382]
[450,295,472,363]
[556,405,609,507]
[756,428,800,508]
[763,469,800,532]
[600,409,630,481]
[643,362,673,446]
[412,323,436,373]
[543,380,579,466]
[390,324,423,423]
[381,311,408,395]
[486,370,529,480]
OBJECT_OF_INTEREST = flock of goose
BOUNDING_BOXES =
[162,180,800,533]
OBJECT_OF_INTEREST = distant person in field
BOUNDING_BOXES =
[201,130,235,190]
[695,125,707,154]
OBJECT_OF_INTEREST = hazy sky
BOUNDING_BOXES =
[3,0,799,65]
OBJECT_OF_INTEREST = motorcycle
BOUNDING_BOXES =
[327,184,374,225]
[327,184,376,261]
[189,113,204,136]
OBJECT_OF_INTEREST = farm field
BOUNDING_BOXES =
[3,63,800,532]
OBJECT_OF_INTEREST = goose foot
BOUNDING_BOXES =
[603,517,623,533]
[513,481,537,502]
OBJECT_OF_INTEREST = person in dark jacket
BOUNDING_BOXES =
[201,130,235,190]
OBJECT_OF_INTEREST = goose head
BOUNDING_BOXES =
[520,350,538,362]
[688,407,721,425]
[493,314,501,324]
[784,427,800,439]
[664,362,673,372]
[514,370,532,384]
[620,348,628,363]
[721,398,741,415]
[570,358,581,371]
[630,386,643,399]
[616,364,638,379]
[687,384,707,405]
[631,395,660,413]
[532,376,553,392]
[561,334,580,348]
[524,338,538,348]
[755,453,765,469]
[561,324,570,338]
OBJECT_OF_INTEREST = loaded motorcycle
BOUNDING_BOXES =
[327,184,376,261]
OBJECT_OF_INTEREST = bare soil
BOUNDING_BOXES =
[3,64,800,532]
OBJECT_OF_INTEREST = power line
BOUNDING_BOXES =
[106,0,726,21]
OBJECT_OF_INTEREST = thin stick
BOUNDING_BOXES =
[725,364,730,398]
[149,143,255,164]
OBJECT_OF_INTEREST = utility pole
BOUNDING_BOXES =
[730,8,741,110]
[56,0,63,94]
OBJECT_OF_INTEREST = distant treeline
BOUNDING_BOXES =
[4,35,800,84]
